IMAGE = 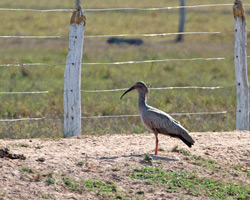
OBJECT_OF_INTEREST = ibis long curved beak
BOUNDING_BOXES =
[120,85,136,99]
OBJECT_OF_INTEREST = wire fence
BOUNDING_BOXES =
[0,2,242,128]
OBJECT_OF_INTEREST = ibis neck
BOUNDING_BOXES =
[138,92,148,112]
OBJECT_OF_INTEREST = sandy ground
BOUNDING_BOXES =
[0,131,250,200]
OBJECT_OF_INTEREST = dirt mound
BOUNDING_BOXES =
[0,131,250,199]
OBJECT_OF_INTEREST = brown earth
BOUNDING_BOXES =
[0,131,250,200]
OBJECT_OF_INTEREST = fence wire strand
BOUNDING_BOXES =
[0,84,235,95]
[0,56,227,68]
[0,63,60,67]
[0,4,245,13]
[0,111,229,122]
[0,36,61,39]
[85,31,224,38]
[5,30,250,40]
[0,31,227,40]
[0,91,49,94]
[0,118,44,122]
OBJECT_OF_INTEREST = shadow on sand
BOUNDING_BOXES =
[99,154,179,162]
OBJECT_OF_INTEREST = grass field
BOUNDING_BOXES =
[0,0,249,138]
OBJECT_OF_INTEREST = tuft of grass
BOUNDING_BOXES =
[21,166,36,174]
[45,178,56,186]
[136,190,144,195]
[158,147,165,152]
[13,143,29,148]
[142,154,153,164]
[171,145,191,156]
[124,163,130,167]
[111,168,121,172]
[76,161,85,167]
[1,193,9,198]
[41,194,52,199]
[129,167,250,199]
[35,145,43,149]
[243,152,250,157]
[42,172,54,178]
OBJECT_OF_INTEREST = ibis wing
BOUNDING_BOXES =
[142,108,195,147]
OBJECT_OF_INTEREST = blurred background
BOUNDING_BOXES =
[0,0,248,138]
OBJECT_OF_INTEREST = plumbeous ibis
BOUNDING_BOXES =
[120,81,195,155]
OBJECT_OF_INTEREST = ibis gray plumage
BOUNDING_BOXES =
[120,81,195,155]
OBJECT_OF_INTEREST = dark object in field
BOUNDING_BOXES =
[120,81,195,155]
[36,157,45,162]
[107,37,143,45]
[0,148,26,160]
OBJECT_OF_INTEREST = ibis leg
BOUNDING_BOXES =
[155,133,159,155]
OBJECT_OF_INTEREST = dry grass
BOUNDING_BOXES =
[0,0,248,138]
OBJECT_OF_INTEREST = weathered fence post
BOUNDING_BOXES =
[176,0,186,42]
[76,0,81,7]
[64,6,86,137]
[233,0,249,130]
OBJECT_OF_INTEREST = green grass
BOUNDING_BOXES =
[62,177,124,199]
[41,194,52,199]
[228,163,250,177]
[171,146,191,156]
[12,143,30,148]
[172,147,222,172]
[76,161,85,167]
[21,166,36,174]
[45,177,56,186]
[0,0,248,138]
[190,155,222,172]
[142,154,153,164]
[130,167,250,199]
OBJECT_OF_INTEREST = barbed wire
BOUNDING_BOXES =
[2,29,250,40]
[82,57,227,65]
[85,31,225,38]
[0,36,61,39]
[0,85,235,95]
[0,63,59,67]
[0,110,230,122]
[0,91,49,94]
[81,111,229,119]
[0,31,228,40]
[0,56,227,68]
[0,4,247,13]
[81,85,235,93]
[0,117,43,122]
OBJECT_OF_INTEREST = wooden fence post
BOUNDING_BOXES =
[176,0,186,42]
[233,0,249,130]
[64,6,86,137]
[76,0,81,7]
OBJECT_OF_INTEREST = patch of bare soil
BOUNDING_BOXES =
[0,131,250,200]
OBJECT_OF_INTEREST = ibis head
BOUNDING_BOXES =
[120,81,148,99]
